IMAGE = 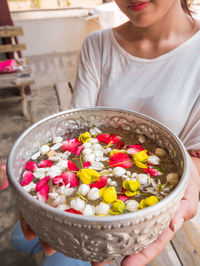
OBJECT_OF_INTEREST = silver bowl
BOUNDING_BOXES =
[7,107,189,262]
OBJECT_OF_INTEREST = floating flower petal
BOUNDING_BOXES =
[61,171,79,187]
[38,160,53,168]
[37,184,49,203]
[108,199,125,215]
[97,133,121,145]
[62,138,83,155]
[78,132,91,143]
[36,176,50,191]
[99,186,117,204]
[110,152,133,168]
[21,171,34,186]
[77,169,100,185]
[68,160,79,171]
[140,196,159,209]
[126,144,144,155]
[65,208,83,215]
[25,161,37,171]
[90,176,107,189]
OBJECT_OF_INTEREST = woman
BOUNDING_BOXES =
[13,1,200,265]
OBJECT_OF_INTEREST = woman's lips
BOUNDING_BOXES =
[128,1,150,11]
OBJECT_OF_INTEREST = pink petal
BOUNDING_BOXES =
[97,134,121,144]
[25,161,36,171]
[126,144,144,155]
[115,141,125,149]
[38,160,53,168]
[21,171,34,186]
[83,161,90,168]
[143,167,162,177]
[68,160,79,171]
[74,144,84,155]
[61,171,79,187]
[117,194,130,202]
[62,138,82,154]
[109,153,133,168]
[53,176,64,186]
[36,176,50,191]
[90,176,107,189]
[37,184,49,203]
[65,208,82,215]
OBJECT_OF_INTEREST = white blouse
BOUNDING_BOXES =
[71,28,200,150]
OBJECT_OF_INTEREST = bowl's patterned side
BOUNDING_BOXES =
[14,188,183,262]
[8,109,188,262]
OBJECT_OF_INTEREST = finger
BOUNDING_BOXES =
[170,180,199,232]
[39,239,56,256]
[121,228,174,266]
[19,212,36,241]
[91,260,115,266]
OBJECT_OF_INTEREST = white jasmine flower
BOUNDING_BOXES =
[126,171,131,176]
[83,153,95,162]
[31,151,40,160]
[87,187,100,201]
[51,143,62,151]
[48,192,59,199]
[56,159,68,171]
[113,167,126,178]
[48,156,60,162]
[92,144,102,150]
[132,172,137,178]
[40,145,50,154]
[110,181,117,186]
[125,200,140,212]
[78,184,90,196]
[105,148,112,154]
[147,155,160,166]
[23,182,36,192]
[70,198,85,211]
[90,162,104,171]
[93,150,104,158]
[95,202,110,215]
[47,166,62,178]
[89,127,102,136]
[82,148,92,156]
[53,136,63,143]
[34,168,47,179]
[83,142,92,148]
[60,151,71,160]
[53,195,66,206]
[136,174,149,185]
[59,185,75,196]
[57,204,70,211]
[82,204,95,216]
[89,138,98,144]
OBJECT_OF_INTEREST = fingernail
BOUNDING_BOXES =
[174,218,184,232]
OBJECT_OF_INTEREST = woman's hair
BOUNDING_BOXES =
[181,0,193,16]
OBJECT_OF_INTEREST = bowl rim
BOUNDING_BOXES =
[7,107,190,223]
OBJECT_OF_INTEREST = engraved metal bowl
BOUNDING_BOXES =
[7,108,189,262]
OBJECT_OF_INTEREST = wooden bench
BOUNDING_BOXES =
[0,25,34,117]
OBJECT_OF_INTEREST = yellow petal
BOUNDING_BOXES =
[129,180,140,191]
[77,169,100,185]
[133,150,148,162]
[135,161,148,169]
[78,132,91,143]
[100,186,117,204]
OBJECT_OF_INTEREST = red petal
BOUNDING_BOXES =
[21,171,34,186]
[109,153,133,168]
[115,141,125,149]
[36,176,50,191]
[38,160,53,168]
[97,134,121,144]
[83,161,90,168]
[143,167,161,177]
[61,171,79,187]
[37,184,49,203]
[117,194,130,202]
[90,176,107,189]
[68,160,79,171]
[62,138,82,154]
[25,161,36,171]
[126,144,143,155]
[65,208,83,215]
[53,176,64,186]
[74,144,84,155]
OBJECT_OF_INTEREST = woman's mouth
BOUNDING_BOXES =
[128,1,150,12]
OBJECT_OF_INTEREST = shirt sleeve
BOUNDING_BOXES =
[179,94,200,151]
[70,31,102,109]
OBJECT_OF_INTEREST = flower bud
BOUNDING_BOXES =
[87,187,100,201]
